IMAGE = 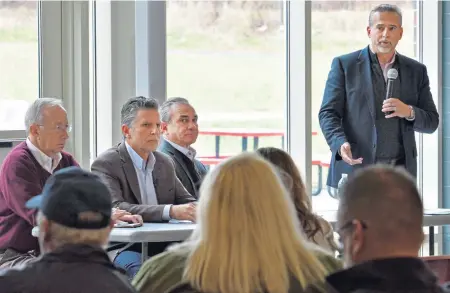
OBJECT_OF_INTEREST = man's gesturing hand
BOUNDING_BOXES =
[340,142,363,166]
[170,203,196,222]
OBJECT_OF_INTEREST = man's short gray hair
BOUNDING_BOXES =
[121,96,159,128]
[369,4,402,27]
[160,97,191,123]
[24,98,65,135]
[37,212,110,249]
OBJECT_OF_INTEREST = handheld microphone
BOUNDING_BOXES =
[385,68,398,116]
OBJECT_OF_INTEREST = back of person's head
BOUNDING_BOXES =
[337,165,424,267]
[181,153,327,293]
[256,147,325,241]
[26,167,114,254]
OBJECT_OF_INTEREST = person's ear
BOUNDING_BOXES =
[39,217,52,243]
[351,220,365,256]
[399,27,403,39]
[161,122,169,134]
[29,124,40,137]
[366,26,371,38]
[39,217,49,233]
[122,124,130,139]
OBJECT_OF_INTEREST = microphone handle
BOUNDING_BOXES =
[385,78,394,115]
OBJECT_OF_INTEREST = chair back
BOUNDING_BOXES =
[422,255,450,284]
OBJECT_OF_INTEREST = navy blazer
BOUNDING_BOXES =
[318,46,439,188]
[158,139,207,199]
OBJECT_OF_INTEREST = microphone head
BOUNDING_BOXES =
[387,68,398,80]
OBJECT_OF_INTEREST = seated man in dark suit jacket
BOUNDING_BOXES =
[91,96,197,279]
[158,97,207,198]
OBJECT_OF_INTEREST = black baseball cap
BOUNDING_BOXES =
[26,167,112,229]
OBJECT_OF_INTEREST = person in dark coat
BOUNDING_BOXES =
[328,164,449,293]
[0,167,136,293]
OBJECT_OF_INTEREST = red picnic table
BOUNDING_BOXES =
[199,128,318,157]
[197,128,326,196]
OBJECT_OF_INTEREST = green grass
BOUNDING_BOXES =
[0,27,37,42]
[0,43,38,103]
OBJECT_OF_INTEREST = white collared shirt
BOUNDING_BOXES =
[165,139,197,161]
[26,138,62,174]
[125,141,171,220]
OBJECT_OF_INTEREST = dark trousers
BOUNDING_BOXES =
[112,242,176,280]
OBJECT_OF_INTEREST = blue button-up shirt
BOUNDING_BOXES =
[125,142,171,220]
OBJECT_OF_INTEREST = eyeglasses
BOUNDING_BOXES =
[38,124,72,133]
[336,219,368,234]
[336,219,368,251]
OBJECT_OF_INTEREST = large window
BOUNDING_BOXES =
[0,1,40,131]
[310,1,419,211]
[166,1,287,163]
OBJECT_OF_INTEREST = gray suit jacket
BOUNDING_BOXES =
[91,142,196,222]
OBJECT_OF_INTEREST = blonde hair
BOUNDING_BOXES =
[37,212,111,247]
[179,153,327,293]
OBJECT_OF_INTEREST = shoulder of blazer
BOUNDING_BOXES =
[93,143,122,166]
[157,138,170,152]
[153,151,174,168]
[336,47,364,64]
[397,53,425,71]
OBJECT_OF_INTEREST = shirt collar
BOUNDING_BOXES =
[125,141,155,171]
[165,138,197,161]
[26,138,62,173]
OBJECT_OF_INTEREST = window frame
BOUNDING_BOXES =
[0,1,92,170]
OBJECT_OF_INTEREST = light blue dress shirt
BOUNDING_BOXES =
[125,142,171,220]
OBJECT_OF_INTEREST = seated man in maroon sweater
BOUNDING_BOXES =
[0,98,77,268]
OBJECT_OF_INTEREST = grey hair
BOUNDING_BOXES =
[24,98,65,135]
[369,4,402,27]
[121,96,159,128]
[37,212,110,250]
[160,97,191,123]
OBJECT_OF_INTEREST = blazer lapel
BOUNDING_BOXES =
[358,47,376,122]
[118,142,143,204]
[161,139,196,190]
[152,156,163,201]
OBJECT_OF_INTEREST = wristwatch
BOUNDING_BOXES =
[406,105,415,121]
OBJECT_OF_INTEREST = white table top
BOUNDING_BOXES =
[31,221,196,242]
[31,209,450,243]
[109,222,195,242]
[318,209,450,228]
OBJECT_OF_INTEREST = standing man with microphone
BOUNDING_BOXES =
[318,4,438,189]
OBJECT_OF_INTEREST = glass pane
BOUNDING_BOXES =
[167,1,287,166]
[89,0,97,164]
[311,1,418,211]
[0,1,39,130]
